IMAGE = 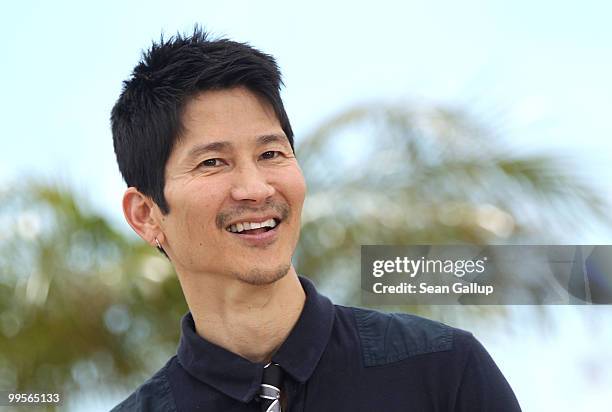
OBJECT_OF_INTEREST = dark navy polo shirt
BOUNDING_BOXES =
[111,276,521,411]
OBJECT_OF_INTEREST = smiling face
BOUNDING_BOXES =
[155,87,306,285]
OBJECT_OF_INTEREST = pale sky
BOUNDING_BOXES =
[2,0,611,239]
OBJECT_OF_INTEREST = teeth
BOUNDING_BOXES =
[228,219,279,233]
[260,219,277,228]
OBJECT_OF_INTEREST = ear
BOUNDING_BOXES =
[122,187,165,246]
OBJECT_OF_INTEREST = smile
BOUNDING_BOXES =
[225,217,282,247]
[226,218,280,234]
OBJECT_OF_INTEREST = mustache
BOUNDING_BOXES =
[216,199,290,230]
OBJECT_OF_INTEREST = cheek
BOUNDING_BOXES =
[282,167,307,214]
[168,189,225,244]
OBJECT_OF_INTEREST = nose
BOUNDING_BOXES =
[229,163,275,203]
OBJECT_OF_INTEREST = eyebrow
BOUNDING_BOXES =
[184,134,290,162]
[185,141,232,162]
[256,133,289,147]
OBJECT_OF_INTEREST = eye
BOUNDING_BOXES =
[260,151,280,160]
[199,158,224,167]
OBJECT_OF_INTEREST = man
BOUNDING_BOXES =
[110,28,521,411]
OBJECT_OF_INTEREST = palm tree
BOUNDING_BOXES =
[0,103,608,409]
[294,103,609,305]
[0,182,185,409]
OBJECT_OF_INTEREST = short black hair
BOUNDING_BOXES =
[111,26,293,214]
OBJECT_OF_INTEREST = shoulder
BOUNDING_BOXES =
[335,306,521,409]
[343,306,474,367]
[110,357,177,412]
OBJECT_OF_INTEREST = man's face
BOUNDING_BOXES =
[157,87,306,285]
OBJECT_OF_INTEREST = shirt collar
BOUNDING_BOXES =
[177,275,335,403]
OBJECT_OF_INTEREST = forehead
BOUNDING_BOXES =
[164,87,290,175]
[179,87,282,146]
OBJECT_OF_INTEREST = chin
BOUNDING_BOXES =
[232,263,291,286]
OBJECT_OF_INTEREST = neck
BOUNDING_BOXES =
[178,266,306,363]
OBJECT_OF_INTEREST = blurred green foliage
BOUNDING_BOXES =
[0,103,608,409]
[296,104,609,302]
[0,184,187,408]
